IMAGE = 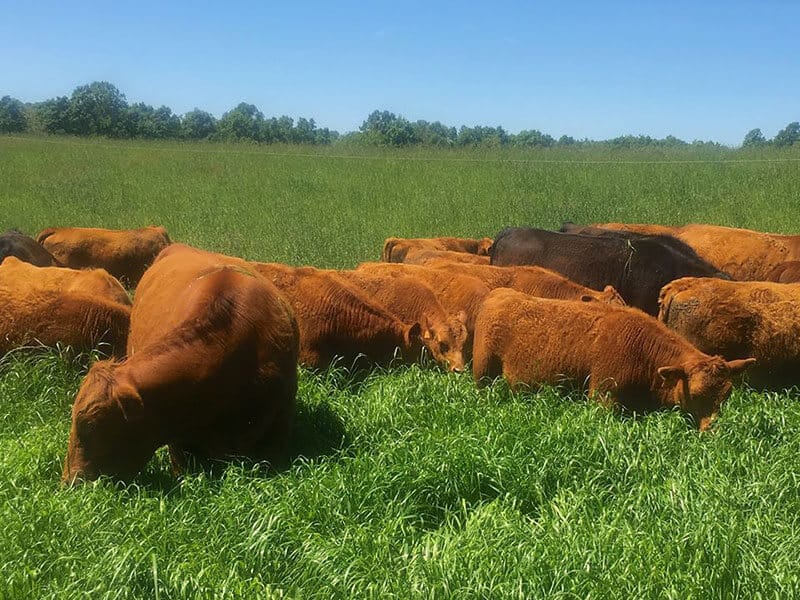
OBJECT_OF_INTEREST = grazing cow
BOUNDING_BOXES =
[335,269,469,371]
[597,222,800,281]
[381,236,493,263]
[659,277,800,388]
[250,262,436,369]
[489,227,727,315]
[473,288,755,430]
[62,244,299,483]
[0,256,130,306]
[37,225,172,287]
[765,261,800,283]
[403,248,491,265]
[0,284,130,358]
[0,229,59,267]
[355,262,493,355]
[420,260,626,306]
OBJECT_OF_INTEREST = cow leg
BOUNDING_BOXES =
[472,346,502,387]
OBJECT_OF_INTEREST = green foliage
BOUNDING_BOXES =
[0,96,27,133]
[65,81,129,137]
[360,110,419,146]
[124,103,181,139]
[30,96,71,134]
[1,138,800,597]
[181,109,217,140]
[773,121,800,148]
[742,128,767,147]
[514,129,555,147]
[215,102,264,141]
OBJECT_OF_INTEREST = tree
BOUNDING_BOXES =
[0,96,27,133]
[558,135,576,146]
[216,102,264,141]
[514,129,555,147]
[742,128,766,147]
[32,96,71,134]
[773,122,800,148]
[66,81,129,136]
[181,109,217,139]
[124,103,180,138]
[360,110,419,146]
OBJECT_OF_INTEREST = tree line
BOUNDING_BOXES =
[0,82,797,148]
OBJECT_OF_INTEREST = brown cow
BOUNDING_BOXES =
[381,236,493,262]
[37,225,172,287]
[355,262,493,355]
[420,260,626,306]
[766,261,800,283]
[62,244,299,483]
[659,277,800,388]
[0,285,130,358]
[402,249,491,265]
[473,288,755,430]
[597,222,800,280]
[250,262,437,370]
[0,256,131,306]
[335,269,469,371]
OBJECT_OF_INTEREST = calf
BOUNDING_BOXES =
[62,244,299,483]
[37,225,172,287]
[473,288,754,429]
[381,236,493,262]
[250,262,435,369]
[659,277,800,388]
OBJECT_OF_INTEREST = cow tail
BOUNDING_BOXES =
[36,228,57,244]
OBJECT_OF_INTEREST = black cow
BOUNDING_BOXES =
[489,227,729,315]
[0,229,59,267]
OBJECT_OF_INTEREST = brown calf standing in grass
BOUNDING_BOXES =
[473,288,755,430]
[250,262,436,370]
[381,236,493,263]
[659,277,800,389]
[62,244,299,483]
[37,225,172,287]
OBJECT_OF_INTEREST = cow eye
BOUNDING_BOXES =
[440,342,449,353]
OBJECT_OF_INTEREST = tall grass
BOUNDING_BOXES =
[1,135,800,598]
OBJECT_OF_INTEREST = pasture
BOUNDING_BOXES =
[2,135,800,598]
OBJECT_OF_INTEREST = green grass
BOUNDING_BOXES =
[2,135,800,598]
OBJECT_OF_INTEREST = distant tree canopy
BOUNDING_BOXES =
[1,81,798,149]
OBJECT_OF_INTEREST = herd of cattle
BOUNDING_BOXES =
[2,221,800,483]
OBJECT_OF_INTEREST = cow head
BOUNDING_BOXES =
[422,311,469,373]
[657,356,756,430]
[477,238,494,256]
[62,361,159,484]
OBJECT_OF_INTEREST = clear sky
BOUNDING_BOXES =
[1,1,797,145]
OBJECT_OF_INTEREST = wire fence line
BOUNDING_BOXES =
[4,135,800,165]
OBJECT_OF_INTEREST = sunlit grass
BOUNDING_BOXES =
[1,136,799,598]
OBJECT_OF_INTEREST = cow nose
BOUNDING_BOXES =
[449,365,464,374]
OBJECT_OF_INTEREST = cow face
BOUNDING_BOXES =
[62,362,157,484]
[658,356,756,430]
[423,312,469,373]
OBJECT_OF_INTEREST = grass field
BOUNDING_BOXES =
[2,135,800,598]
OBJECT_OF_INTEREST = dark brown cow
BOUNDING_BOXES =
[37,225,172,287]
[0,229,59,267]
[250,262,436,369]
[598,222,800,281]
[0,256,130,306]
[335,269,469,371]
[381,236,493,263]
[659,277,800,388]
[0,257,130,356]
[62,244,299,483]
[473,288,755,430]
[420,260,626,306]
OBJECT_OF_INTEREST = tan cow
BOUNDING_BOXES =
[335,269,469,371]
[473,288,755,430]
[597,222,800,280]
[37,225,172,287]
[659,277,800,388]
[62,244,299,483]
[250,262,437,370]
[420,260,626,306]
[0,286,130,358]
[0,256,130,305]
[381,236,493,262]
[402,249,491,265]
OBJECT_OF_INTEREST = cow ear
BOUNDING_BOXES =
[113,382,145,423]
[726,357,756,375]
[657,365,687,388]
[406,322,423,344]
[580,294,594,303]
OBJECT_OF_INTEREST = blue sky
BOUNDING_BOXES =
[1,1,797,145]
